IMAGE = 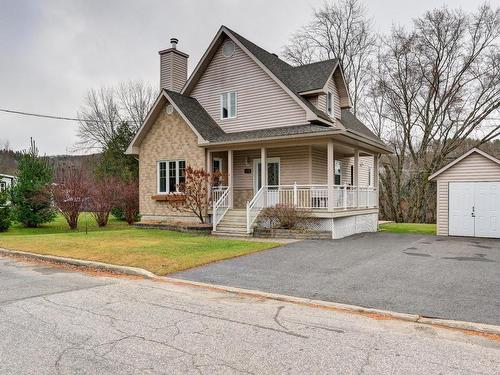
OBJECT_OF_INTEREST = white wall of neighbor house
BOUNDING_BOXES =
[433,152,500,236]
[0,176,14,191]
[189,36,307,133]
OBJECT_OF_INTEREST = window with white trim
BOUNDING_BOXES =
[335,160,342,185]
[157,160,185,193]
[220,92,237,119]
[0,181,6,192]
[326,91,333,115]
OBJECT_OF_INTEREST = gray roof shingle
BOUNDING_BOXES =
[165,90,224,141]
[340,109,383,144]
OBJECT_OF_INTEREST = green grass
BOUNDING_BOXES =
[0,213,279,275]
[379,222,436,235]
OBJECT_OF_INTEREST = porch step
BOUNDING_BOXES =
[214,208,250,236]
[212,231,251,238]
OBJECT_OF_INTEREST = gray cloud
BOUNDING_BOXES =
[0,0,480,155]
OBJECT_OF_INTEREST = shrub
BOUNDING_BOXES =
[111,206,125,221]
[89,177,119,227]
[258,204,312,230]
[116,179,139,225]
[0,190,12,232]
[11,139,56,227]
[52,167,90,230]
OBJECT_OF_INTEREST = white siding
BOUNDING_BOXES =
[434,152,500,236]
[190,37,307,133]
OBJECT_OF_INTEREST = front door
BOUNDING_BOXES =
[254,158,280,189]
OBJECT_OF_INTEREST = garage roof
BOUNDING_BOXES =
[428,148,500,181]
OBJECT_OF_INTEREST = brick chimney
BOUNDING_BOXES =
[159,38,189,92]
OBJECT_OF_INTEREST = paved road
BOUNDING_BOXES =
[0,257,499,374]
[174,232,500,325]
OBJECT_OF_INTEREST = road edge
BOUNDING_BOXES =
[162,277,500,337]
[0,247,156,279]
[1,247,498,337]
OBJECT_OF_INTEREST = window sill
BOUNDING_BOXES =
[151,193,186,202]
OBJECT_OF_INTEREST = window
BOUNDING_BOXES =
[222,40,235,58]
[326,91,332,115]
[335,160,342,185]
[0,181,6,192]
[220,92,237,119]
[368,167,373,187]
[350,165,354,186]
[212,157,223,186]
[157,160,185,193]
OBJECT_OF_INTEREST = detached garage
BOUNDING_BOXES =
[429,148,500,238]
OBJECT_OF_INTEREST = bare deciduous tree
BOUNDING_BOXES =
[371,4,500,222]
[77,81,157,151]
[52,167,90,230]
[164,166,221,224]
[89,176,119,227]
[283,0,375,114]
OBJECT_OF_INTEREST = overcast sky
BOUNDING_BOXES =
[0,0,485,155]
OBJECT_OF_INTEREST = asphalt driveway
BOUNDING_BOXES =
[173,232,500,325]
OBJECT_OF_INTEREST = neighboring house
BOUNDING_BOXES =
[429,148,500,238]
[0,174,15,192]
[127,26,391,238]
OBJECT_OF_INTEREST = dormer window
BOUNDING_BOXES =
[220,91,237,119]
[326,91,333,116]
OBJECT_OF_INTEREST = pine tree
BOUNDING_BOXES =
[11,139,56,227]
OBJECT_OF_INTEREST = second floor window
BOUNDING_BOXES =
[326,91,333,115]
[221,91,237,119]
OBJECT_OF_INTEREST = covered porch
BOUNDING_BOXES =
[208,138,381,234]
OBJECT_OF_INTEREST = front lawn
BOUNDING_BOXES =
[0,214,279,275]
[379,222,436,235]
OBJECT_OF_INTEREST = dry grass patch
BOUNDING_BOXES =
[0,214,279,275]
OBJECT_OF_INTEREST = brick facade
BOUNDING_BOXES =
[138,103,205,222]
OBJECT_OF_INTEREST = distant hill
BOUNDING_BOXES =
[0,149,18,175]
[0,150,101,176]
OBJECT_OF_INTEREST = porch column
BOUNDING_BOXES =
[261,147,267,206]
[207,150,212,206]
[354,149,359,207]
[374,153,380,207]
[327,141,335,211]
[228,150,234,208]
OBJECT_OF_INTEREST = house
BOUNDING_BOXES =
[127,26,391,238]
[0,174,15,192]
[429,148,500,238]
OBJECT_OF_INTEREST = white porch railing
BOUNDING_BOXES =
[246,186,266,233]
[212,185,229,204]
[212,186,230,231]
[259,183,377,211]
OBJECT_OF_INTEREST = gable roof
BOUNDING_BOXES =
[183,26,351,124]
[428,148,500,181]
[127,26,389,154]
[126,90,225,154]
[165,90,224,141]
[340,109,383,145]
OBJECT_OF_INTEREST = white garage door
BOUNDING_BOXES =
[449,182,500,238]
